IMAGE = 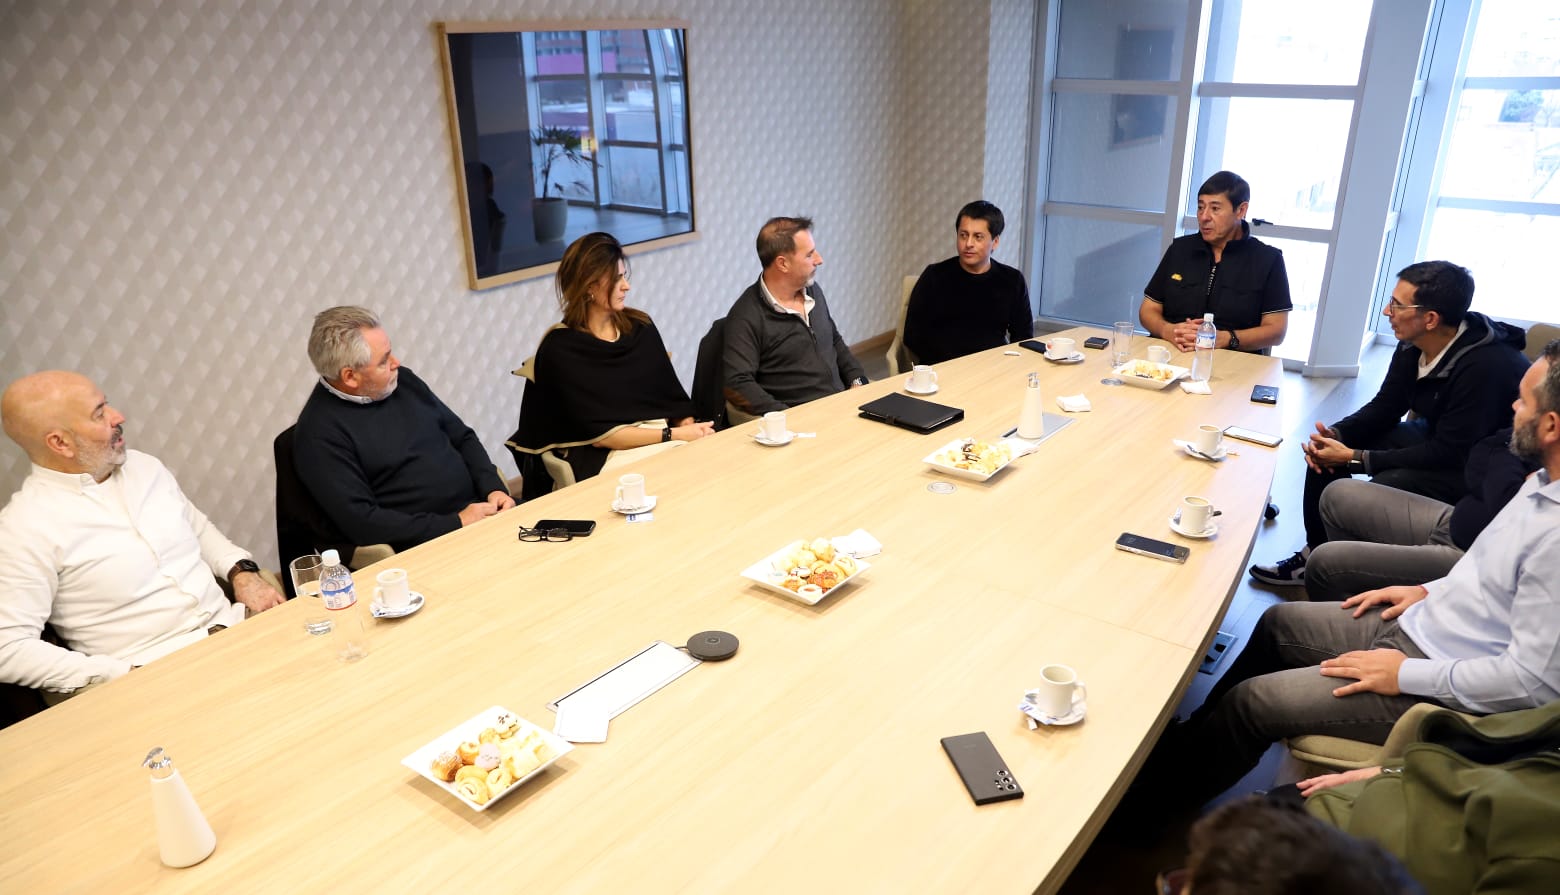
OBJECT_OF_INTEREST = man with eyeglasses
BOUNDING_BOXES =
[1251,261,1528,586]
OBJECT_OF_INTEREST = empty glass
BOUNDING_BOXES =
[289,554,331,635]
[1112,321,1134,366]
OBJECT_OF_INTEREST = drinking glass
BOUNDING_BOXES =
[1112,321,1134,366]
[290,554,331,635]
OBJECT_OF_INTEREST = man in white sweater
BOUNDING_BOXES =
[0,371,283,696]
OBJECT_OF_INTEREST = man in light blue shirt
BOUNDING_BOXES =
[1134,341,1560,808]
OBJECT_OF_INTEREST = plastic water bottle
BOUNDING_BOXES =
[319,549,369,662]
[1191,313,1217,382]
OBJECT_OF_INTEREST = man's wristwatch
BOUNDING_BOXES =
[1225,329,1241,351]
[1348,449,1367,474]
[661,425,673,443]
[229,559,261,581]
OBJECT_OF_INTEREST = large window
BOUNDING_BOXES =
[1407,0,1560,325]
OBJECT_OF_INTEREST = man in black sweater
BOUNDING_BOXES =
[1251,261,1529,586]
[902,201,1033,365]
[293,306,512,552]
[723,217,867,416]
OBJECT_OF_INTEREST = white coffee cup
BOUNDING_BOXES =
[1045,337,1076,359]
[1179,496,1217,534]
[1147,345,1172,364]
[1193,424,1223,456]
[374,568,411,609]
[1027,663,1087,719]
[761,411,788,441]
[910,365,938,391]
[615,473,647,509]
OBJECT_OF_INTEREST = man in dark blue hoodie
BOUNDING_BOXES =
[1251,261,1529,587]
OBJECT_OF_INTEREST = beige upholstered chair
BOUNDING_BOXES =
[1524,322,1560,361]
[884,275,919,375]
[1285,702,1474,774]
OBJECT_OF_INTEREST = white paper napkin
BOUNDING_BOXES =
[1179,379,1213,395]
[1056,394,1092,412]
[554,700,610,743]
[833,529,882,558]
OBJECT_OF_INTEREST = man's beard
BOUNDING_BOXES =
[74,426,127,479]
[1511,416,1543,464]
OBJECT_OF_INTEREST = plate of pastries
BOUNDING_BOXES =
[401,706,573,811]
[741,537,870,605]
[923,437,1035,481]
[1111,359,1191,390]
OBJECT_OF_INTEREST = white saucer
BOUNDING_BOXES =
[1044,351,1085,364]
[611,495,658,514]
[753,430,796,447]
[1175,439,1228,461]
[1169,515,1218,539]
[904,377,939,395]
[1019,690,1087,727]
[371,591,424,619]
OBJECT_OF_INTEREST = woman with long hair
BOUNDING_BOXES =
[507,232,712,496]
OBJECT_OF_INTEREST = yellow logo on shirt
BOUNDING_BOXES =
[1170,273,1183,281]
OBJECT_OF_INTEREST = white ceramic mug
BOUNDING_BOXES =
[1193,424,1223,456]
[615,473,647,508]
[1028,663,1087,719]
[1179,496,1217,534]
[1147,345,1172,364]
[910,365,938,391]
[761,411,788,441]
[374,568,411,609]
[1045,337,1076,359]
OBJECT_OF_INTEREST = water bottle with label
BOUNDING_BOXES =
[318,549,369,662]
[1191,313,1217,382]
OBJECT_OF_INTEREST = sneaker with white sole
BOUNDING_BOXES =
[1249,549,1308,586]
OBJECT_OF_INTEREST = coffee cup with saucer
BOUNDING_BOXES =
[371,591,425,619]
[1170,496,1219,538]
[611,494,658,514]
[1019,664,1088,727]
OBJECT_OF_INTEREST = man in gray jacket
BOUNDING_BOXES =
[723,217,867,416]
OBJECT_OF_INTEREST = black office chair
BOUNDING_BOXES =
[691,316,729,432]
[273,424,368,597]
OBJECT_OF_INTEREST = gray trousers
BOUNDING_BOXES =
[1305,479,1464,602]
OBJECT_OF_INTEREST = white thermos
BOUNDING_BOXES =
[1018,371,1045,440]
[143,747,217,868]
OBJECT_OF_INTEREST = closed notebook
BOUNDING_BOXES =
[857,392,965,434]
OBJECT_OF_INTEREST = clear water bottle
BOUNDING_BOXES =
[1191,313,1217,382]
[319,549,369,662]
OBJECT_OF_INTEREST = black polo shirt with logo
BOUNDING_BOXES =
[1143,221,1292,345]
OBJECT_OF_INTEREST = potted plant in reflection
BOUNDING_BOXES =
[530,126,596,242]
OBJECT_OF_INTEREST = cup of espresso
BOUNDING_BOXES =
[761,411,788,441]
[1179,496,1217,533]
[1045,337,1076,359]
[374,568,412,609]
[1026,663,1087,719]
[615,473,647,508]
[909,365,939,391]
[1147,345,1172,364]
[1193,424,1223,456]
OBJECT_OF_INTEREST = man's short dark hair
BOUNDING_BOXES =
[1197,171,1251,209]
[955,200,1005,239]
[1396,260,1475,326]
[1537,339,1560,416]
[756,216,814,268]
[1184,797,1422,895]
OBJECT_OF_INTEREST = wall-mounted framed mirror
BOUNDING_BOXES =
[437,20,697,290]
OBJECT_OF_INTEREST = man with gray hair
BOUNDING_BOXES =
[292,306,512,552]
[723,216,867,416]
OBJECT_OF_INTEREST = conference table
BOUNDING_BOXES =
[0,328,1284,893]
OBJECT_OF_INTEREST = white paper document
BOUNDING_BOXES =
[550,641,699,721]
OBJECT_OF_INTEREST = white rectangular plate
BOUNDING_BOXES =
[741,539,872,605]
[401,705,574,812]
[922,437,1038,482]
[1112,359,1191,389]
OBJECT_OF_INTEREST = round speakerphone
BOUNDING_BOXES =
[686,630,739,662]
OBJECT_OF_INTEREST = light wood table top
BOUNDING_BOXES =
[0,329,1284,893]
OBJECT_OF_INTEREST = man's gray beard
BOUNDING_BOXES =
[1511,418,1543,465]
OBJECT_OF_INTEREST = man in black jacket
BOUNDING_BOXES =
[722,217,867,417]
[1251,261,1529,586]
[293,306,513,552]
[1140,171,1292,355]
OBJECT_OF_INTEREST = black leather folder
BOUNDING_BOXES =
[857,392,965,434]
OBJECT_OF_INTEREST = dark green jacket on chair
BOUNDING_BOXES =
[1307,700,1560,895]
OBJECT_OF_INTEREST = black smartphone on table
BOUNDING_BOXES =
[1250,385,1279,405]
[1018,339,1047,354]
[1083,336,1110,350]
[1115,532,1190,564]
[534,519,597,536]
